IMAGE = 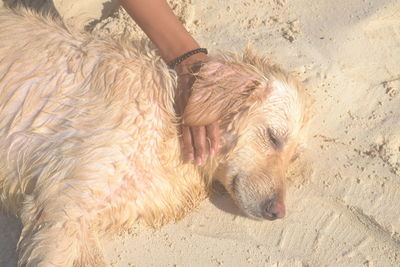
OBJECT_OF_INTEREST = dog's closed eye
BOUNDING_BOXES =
[267,128,286,149]
[256,127,286,150]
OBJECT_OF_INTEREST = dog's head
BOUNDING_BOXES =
[183,49,309,220]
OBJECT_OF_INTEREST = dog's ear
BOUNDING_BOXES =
[182,61,267,126]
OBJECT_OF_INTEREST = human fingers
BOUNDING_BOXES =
[190,126,208,165]
[181,125,194,162]
[206,121,220,155]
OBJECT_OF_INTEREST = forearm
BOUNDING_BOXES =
[119,0,200,62]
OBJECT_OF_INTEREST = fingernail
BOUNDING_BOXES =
[210,148,215,155]
[187,153,194,161]
[195,157,203,166]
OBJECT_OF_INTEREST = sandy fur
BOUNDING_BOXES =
[0,8,308,266]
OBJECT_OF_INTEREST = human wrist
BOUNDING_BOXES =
[160,36,201,62]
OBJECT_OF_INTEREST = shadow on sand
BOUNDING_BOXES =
[0,214,21,267]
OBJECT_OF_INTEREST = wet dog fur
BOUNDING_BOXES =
[0,7,309,266]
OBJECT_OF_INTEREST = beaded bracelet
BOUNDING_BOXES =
[167,48,208,69]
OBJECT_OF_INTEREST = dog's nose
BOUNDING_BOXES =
[262,200,285,220]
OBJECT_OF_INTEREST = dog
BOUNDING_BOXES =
[0,7,309,266]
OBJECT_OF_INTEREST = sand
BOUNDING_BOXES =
[1,0,399,266]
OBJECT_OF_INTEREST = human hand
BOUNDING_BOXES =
[174,53,220,165]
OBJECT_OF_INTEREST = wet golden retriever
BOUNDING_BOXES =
[0,8,309,266]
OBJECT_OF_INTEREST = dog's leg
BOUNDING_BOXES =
[17,186,105,267]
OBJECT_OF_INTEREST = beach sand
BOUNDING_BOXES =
[1,0,399,266]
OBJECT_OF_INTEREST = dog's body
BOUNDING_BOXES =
[0,8,308,266]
